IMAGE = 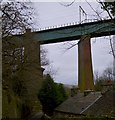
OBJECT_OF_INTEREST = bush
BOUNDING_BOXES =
[12,76,27,97]
[38,74,67,116]
[20,102,32,119]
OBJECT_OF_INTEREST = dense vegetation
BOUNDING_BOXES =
[38,74,68,116]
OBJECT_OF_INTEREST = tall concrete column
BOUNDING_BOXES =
[78,35,94,92]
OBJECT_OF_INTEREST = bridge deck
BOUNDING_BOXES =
[8,19,115,44]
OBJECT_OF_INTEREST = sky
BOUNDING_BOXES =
[32,2,114,85]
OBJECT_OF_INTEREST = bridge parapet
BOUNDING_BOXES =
[32,18,107,32]
[8,19,115,44]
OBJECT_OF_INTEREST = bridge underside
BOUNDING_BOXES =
[9,19,115,45]
[36,19,115,44]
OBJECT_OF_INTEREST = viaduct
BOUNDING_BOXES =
[9,18,115,91]
[3,18,115,116]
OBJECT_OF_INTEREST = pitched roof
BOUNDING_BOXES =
[82,90,115,116]
[55,92,102,114]
[55,90,115,116]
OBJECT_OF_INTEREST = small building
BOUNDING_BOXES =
[53,90,115,118]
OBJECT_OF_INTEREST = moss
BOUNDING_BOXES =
[2,90,19,118]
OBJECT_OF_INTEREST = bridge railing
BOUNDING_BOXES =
[31,18,111,32]
[15,18,112,35]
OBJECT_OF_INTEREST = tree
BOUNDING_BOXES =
[1,1,34,85]
[1,1,54,119]
[2,1,34,81]
[1,1,33,37]
[1,1,35,119]
[94,66,114,91]
[38,74,67,116]
[40,47,49,66]
[103,67,114,80]
[1,1,50,84]
[100,0,115,18]
[2,2,50,80]
[95,79,104,91]
[99,1,115,59]
[56,83,67,104]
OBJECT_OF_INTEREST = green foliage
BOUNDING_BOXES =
[20,101,32,119]
[56,83,68,104]
[12,76,27,97]
[95,80,103,91]
[38,74,67,116]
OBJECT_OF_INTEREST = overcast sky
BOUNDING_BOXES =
[32,2,113,85]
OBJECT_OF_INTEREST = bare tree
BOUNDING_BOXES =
[40,47,49,66]
[99,0,115,59]
[1,1,33,37]
[2,1,52,118]
[60,1,115,59]
[2,1,35,118]
[103,67,114,80]
[2,1,34,83]
[94,66,114,91]
[2,1,50,79]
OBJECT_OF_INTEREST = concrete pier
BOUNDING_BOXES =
[78,35,94,92]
